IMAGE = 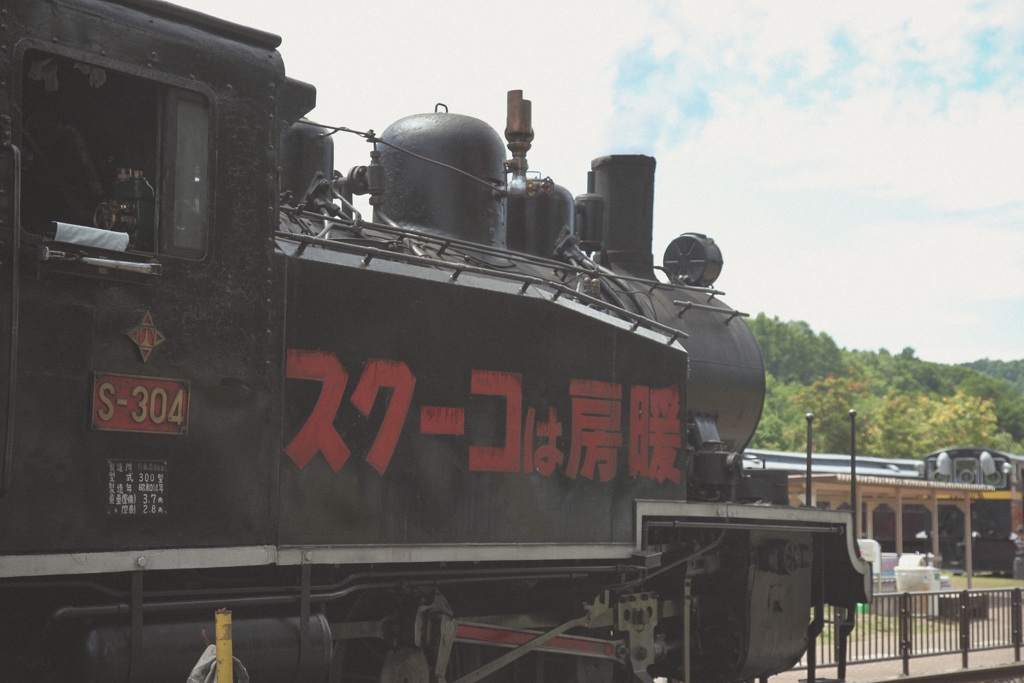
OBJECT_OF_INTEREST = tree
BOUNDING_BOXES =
[746,314,1024,458]
[863,394,930,459]
[749,372,803,451]
[963,358,1024,393]
[747,314,844,385]
[957,372,1024,443]
[922,392,999,449]
[789,369,870,454]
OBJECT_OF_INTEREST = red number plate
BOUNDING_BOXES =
[92,374,190,434]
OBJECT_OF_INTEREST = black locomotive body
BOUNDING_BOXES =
[0,1,868,681]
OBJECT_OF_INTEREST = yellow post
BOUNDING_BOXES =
[215,608,233,683]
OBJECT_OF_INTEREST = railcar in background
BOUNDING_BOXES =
[922,447,1024,573]
[744,449,921,480]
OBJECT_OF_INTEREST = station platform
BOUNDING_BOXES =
[768,647,1021,682]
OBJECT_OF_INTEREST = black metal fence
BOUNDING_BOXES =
[798,589,1024,674]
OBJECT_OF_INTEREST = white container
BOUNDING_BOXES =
[857,539,881,575]
[894,566,942,592]
[898,552,927,567]
[858,539,883,593]
[894,565,942,616]
[894,566,930,591]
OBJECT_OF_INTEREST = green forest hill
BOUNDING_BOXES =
[747,314,1024,459]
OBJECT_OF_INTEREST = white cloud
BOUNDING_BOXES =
[623,0,1024,364]
[719,89,1024,213]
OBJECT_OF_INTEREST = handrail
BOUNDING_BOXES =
[281,207,730,300]
[38,246,162,276]
[794,587,1024,676]
[672,299,750,321]
[1,140,22,496]
[276,231,691,345]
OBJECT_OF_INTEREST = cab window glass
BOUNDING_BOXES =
[981,458,1007,488]
[954,458,978,484]
[20,50,209,257]
[165,92,209,256]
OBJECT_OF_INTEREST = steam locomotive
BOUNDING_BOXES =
[0,1,869,681]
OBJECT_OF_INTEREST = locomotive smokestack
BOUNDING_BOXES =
[505,90,533,177]
[591,154,656,276]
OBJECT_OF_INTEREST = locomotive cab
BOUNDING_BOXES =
[0,0,319,560]
[19,50,210,256]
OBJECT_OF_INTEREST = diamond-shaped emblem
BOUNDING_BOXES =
[127,311,165,362]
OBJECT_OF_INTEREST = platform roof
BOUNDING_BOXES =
[789,473,994,501]
[788,473,998,588]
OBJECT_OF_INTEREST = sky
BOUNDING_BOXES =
[179,0,1024,365]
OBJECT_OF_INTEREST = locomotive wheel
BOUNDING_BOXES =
[380,647,430,683]
[327,592,396,683]
[447,644,624,683]
[694,605,743,682]
[575,658,618,683]
[329,637,389,683]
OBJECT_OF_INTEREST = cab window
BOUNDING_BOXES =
[954,458,978,484]
[20,50,209,258]
[982,463,1007,488]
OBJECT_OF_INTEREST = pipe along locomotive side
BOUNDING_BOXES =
[0,1,869,681]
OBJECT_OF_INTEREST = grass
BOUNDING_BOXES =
[948,574,1024,590]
